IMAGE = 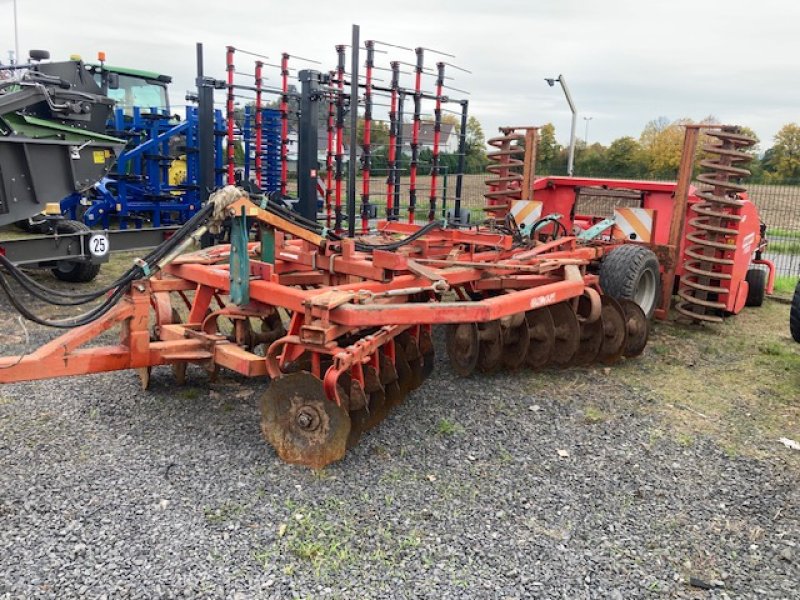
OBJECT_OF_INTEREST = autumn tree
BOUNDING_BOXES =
[767,123,800,181]
[536,123,560,174]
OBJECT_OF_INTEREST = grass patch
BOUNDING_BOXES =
[435,418,464,436]
[583,405,609,423]
[204,501,246,523]
[768,228,800,240]
[773,275,799,295]
[606,298,800,460]
[767,240,800,255]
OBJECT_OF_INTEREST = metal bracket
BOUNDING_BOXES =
[577,217,616,241]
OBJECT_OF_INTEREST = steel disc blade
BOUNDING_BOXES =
[394,343,414,398]
[502,318,530,370]
[477,320,504,373]
[260,371,351,469]
[547,302,580,367]
[363,387,391,431]
[597,296,628,365]
[384,379,404,408]
[618,298,649,357]
[573,316,604,366]
[419,328,435,381]
[397,331,424,390]
[446,322,479,377]
[525,307,556,370]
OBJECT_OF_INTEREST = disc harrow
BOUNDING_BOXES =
[0,188,650,469]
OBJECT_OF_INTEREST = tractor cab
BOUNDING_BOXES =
[86,61,172,115]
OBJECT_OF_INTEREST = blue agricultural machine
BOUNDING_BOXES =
[59,62,225,229]
[59,59,283,229]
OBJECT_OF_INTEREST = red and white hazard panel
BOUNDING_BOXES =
[613,208,655,243]
[510,200,543,229]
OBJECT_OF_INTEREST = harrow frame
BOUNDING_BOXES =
[0,193,647,466]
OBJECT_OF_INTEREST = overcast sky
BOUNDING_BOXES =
[2,0,797,150]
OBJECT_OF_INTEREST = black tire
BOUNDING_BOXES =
[745,267,766,307]
[50,220,101,283]
[599,244,661,319]
[790,281,800,343]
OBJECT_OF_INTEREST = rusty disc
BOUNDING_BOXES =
[419,328,435,381]
[525,307,555,370]
[397,332,424,390]
[618,298,649,357]
[477,320,504,373]
[445,322,479,377]
[502,316,530,370]
[379,353,404,408]
[260,371,351,469]
[573,315,604,367]
[335,371,364,450]
[394,342,414,398]
[547,302,580,367]
[597,296,628,365]
[362,365,390,431]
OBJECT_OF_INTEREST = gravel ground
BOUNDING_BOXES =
[0,318,798,598]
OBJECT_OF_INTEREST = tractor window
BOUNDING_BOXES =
[101,73,169,113]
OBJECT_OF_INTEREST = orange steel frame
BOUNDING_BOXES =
[0,197,608,403]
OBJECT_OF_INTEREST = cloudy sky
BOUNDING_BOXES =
[2,0,797,150]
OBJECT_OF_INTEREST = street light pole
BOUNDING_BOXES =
[545,74,577,176]
[13,0,19,64]
[583,116,593,145]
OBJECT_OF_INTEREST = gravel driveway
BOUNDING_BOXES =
[0,321,798,599]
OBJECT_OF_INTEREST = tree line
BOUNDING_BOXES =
[534,118,800,184]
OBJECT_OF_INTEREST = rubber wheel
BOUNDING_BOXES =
[790,281,800,343]
[599,244,661,319]
[745,268,766,307]
[50,220,101,283]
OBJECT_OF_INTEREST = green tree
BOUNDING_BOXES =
[605,136,647,178]
[768,123,800,181]
[464,116,488,173]
[536,123,560,174]
[574,142,608,176]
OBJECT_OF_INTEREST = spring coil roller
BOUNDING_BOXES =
[676,127,756,322]
[484,128,525,213]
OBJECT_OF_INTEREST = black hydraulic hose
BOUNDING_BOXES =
[0,202,216,307]
[0,270,129,329]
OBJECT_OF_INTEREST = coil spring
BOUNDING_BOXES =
[676,127,756,323]
[484,128,525,213]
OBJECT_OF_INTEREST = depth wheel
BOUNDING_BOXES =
[260,372,351,469]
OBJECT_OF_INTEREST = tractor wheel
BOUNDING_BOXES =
[50,220,101,283]
[599,244,661,319]
[790,281,800,343]
[745,267,766,307]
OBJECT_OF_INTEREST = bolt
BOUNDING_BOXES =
[297,412,313,429]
